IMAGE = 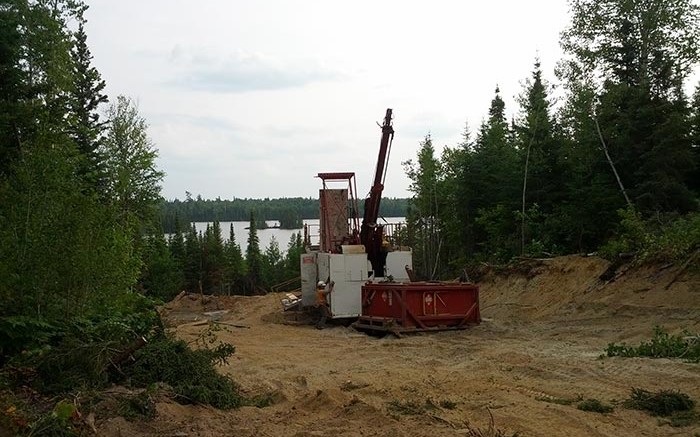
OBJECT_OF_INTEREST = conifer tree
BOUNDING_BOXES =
[515,60,562,253]
[224,223,245,294]
[246,210,263,289]
[69,20,108,190]
[467,87,521,260]
[262,236,283,287]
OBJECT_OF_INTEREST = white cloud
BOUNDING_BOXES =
[166,47,347,93]
[84,0,577,200]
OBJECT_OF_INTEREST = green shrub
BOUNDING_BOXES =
[600,208,700,262]
[606,326,700,362]
[122,337,241,409]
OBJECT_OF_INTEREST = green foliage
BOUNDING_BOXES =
[262,236,284,287]
[122,337,242,409]
[403,135,446,279]
[140,233,184,302]
[577,398,614,414]
[605,326,700,362]
[0,317,54,360]
[626,388,695,417]
[475,205,519,262]
[103,95,164,234]
[246,211,262,288]
[600,207,700,262]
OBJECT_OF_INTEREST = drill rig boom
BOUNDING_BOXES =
[360,108,394,277]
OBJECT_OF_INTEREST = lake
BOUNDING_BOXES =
[193,217,406,254]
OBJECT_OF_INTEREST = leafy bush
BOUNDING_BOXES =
[600,208,700,262]
[606,326,700,362]
[577,398,613,413]
[122,337,241,409]
[0,317,55,362]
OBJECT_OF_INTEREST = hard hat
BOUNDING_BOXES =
[317,281,326,288]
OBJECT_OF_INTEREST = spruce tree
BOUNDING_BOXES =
[467,87,521,260]
[515,60,563,253]
[224,223,245,294]
[69,20,108,191]
[246,210,262,289]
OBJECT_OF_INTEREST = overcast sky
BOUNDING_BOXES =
[85,1,574,200]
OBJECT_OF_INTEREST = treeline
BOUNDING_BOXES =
[404,0,700,279]
[142,213,304,302]
[159,196,409,232]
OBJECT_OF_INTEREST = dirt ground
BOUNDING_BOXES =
[100,255,700,437]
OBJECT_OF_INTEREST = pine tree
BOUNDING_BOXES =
[69,20,108,191]
[246,210,262,290]
[262,236,283,288]
[284,232,304,280]
[184,224,202,293]
[169,214,186,269]
[515,60,563,253]
[223,223,245,294]
[466,87,521,260]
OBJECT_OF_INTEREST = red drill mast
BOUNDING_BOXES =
[360,108,394,277]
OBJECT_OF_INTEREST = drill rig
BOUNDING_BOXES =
[299,109,412,318]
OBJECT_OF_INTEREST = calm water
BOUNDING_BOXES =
[193,217,405,254]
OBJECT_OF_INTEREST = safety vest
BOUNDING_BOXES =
[316,287,327,305]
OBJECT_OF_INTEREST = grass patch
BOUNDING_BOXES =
[577,398,614,414]
[606,326,700,362]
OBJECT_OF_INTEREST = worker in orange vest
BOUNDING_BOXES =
[316,280,334,329]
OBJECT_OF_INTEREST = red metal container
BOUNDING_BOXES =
[354,282,480,335]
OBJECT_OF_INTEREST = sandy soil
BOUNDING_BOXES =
[99,255,700,437]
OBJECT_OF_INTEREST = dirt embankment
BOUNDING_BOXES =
[99,255,700,437]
